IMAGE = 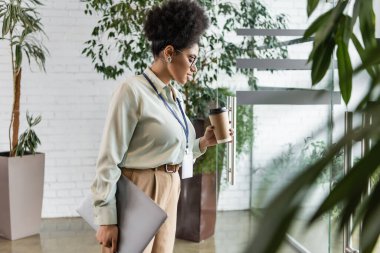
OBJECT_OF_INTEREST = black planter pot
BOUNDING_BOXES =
[176,172,217,242]
[176,119,217,242]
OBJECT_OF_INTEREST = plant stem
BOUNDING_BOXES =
[9,32,15,156]
[12,68,22,156]
[8,27,22,157]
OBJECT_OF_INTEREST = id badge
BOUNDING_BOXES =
[181,150,193,179]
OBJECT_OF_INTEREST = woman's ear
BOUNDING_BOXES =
[163,45,175,62]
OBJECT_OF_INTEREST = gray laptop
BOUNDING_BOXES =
[77,174,167,253]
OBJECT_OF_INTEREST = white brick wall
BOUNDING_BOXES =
[0,0,127,217]
[0,1,372,217]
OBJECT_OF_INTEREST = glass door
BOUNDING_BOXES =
[240,91,341,253]
[214,26,347,252]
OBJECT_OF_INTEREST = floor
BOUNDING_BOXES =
[0,211,378,253]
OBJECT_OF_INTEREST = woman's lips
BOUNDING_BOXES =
[187,74,193,81]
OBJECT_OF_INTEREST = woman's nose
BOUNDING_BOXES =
[190,64,197,73]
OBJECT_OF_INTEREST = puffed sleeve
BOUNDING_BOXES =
[91,82,139,225]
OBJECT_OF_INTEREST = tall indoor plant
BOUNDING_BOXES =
[81,0,287,116]
[0,0,47,156]
[248,1,380,252]
[82,0,287,242]
[0,0,47,240]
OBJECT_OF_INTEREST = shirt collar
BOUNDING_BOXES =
[143,67,181,102]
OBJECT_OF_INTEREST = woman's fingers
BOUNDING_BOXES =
[96,226,118,252]
[96,233,110,247]
[101,244,113,253]
[206,125,214,132]
[101,239,112,248]
[111,237,118,253]
[96,232,101,243]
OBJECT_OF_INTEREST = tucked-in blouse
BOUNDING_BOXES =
[91,67,206,225]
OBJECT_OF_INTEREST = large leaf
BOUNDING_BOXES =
[307,0,319,17]
[308,2,349,85]
[2,5,11,36]
[358,0,376,49]
[354,45,380,73]
[312,1,347,49]
[334,15,353,104]
[338,15,353,44]
[350,0,362,30]
[336,39,352,104]
[351,33,376,79]
[303,8,333,39]
[310,37,335,85]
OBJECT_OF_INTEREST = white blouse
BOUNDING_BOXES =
[91,67,206,225]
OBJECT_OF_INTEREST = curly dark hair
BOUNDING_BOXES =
[144,0,209,57]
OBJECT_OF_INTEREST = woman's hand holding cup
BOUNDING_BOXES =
[208,107,234,143]
[199,108,234,152]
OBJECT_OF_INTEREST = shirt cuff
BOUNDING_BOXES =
[94,204,117,225]
[193,138,207,159]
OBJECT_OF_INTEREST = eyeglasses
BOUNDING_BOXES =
[176,49,199,69]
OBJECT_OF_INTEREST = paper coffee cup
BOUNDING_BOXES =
[209,107,232,144]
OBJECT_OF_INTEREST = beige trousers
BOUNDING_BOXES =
[101,168,181,253]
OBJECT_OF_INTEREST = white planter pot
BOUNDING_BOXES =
[0,152,45,240]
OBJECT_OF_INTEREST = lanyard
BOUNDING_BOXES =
[143,73,189,150]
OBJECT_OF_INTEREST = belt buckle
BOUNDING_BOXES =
[165,164,175,173]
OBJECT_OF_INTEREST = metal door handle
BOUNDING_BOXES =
[226,96,236,185]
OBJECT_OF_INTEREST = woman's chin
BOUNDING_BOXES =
[176,80,186,85]
[176,76,192,85]
[186,75,193,82]
[178,78,187,85]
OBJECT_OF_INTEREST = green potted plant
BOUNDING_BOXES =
[82,0,287,242]
[0,0,47,240]
[247,1,380,252]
